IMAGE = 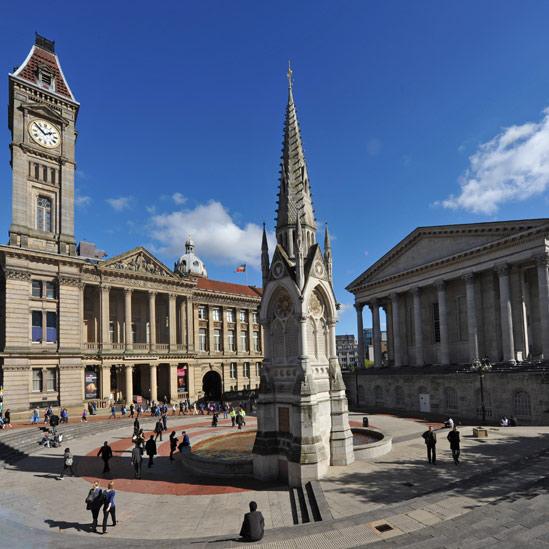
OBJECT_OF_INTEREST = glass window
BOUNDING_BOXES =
[32,311,42,342]
[36,196,52,232]
[228,330,235,351]
[46,312,57,343]
[432,302,440,343]
[243,362,250,378]
[255,362,261,377]
[32,280,42,298]
[230,362,237,379]
[239,310,247,323]
[212,308,220,321]
[253,331,260,352]
[34,163,40,180]
[198,306,207,320]
[240,331,248,351]
[45,281,56,299]
[226,309,235,323]
[213,329,222,351]
[199,328,207,351]
[46,368,57,392]
[32,369,43,392]
[51,167,56,183]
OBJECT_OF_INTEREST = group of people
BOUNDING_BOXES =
[500,416,518,427]
[421,424,462,465]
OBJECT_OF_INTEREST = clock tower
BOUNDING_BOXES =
[8,34,79,255]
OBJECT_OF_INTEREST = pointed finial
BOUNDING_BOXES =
[287,60,293,90]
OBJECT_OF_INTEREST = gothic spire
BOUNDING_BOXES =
[261,222,269,289]
[275,64,317,259]
[324,223,333,284]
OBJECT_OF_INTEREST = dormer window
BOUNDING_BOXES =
[37,67,55,92]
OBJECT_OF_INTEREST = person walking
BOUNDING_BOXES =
[59,447,75,479]
[240,408,246,426]
[169,431,178,461]
[212,412,219,427]
[85,481,104,532]
[97,441,113,474]
[131,444,142,479]
[178,431,191,454]
[145,435,157,468]
[447,426,461,465]
[236,411,244,430]
[110,405,116,419]
[239,501,265,542]
[154,418,163,441]
[31,406,40,424]
[162,412,168,431]
[102,481,116,534]
[133,418,140,437]
[81,408,88,422]
[4,409,12,428]
[229,408,236,427]
[422,426,437,465]
[129,403,135,418]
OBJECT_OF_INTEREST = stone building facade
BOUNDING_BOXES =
[345,219,549,424]
[0,35,263,413]
[336,334,358,370]
[253,69,354,486]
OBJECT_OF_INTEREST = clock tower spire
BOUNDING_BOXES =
[8,33,79,255]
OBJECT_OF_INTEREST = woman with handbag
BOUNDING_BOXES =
[85,481,104,532]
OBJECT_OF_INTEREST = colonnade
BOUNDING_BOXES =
[355,257,549,367]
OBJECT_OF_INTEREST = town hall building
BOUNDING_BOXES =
[0,35,263,413]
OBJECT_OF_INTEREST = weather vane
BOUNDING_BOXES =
[287,60,293,88]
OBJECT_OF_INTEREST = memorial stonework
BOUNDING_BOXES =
[253,69,354,486]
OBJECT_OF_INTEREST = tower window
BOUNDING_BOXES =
[36,196,52,232]
[37,68,55,92]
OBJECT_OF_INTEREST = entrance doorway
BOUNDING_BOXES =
[202,370,222,401]
[419,393,431,413]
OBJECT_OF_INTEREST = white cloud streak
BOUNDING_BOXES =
[75,194,92,207]
[106,196,133,211]
[172,192,187,205]
[149,200,275,269]
[440,108,549,214]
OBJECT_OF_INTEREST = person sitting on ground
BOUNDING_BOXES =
[40,431,51,447]
[500,416,509,427]
[239,501,265,542]
[444,417,454,429]
[178,431,191,454]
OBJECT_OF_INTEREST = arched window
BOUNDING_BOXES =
[444,387,458,411]
[514,390,531,417]
[374,385,384,406]
[395,385,405,406]
[36,196,52,232]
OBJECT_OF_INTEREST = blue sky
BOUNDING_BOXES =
[2,1,549,336]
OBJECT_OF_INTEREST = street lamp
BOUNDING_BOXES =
[471,357,492,425]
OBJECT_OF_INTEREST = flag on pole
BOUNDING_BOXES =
[235,264,246,273]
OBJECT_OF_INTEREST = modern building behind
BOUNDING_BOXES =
[0,35,263,413]
[346,219,549,425]
[336,335,358,370]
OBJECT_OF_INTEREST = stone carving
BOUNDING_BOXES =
[3,269,31,281]
[274,292,292,320]
[313,259,325,279]
[308,291,324,319]
[272,260,285,279]
[110,252,170,277]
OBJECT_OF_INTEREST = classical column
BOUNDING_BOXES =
[464,273,479,361]
[536,254,549,360]
[497,264,516,364]
[124,289,133,350]
[80,283,85,349]
[169,293,177,352]
[235,309,242,353]
[411,287,424,366]
[436,281,450,365]
[180,299,186,350]
[355,303,365,368]
[370,300,382,368]
[149,364,158,402]
[125,364,133,403]
[383,303,394,365]
[186,298,194,351]
[169,363,178,402]
[100,365,111,400]
[390,293,402,367]
[221,306,229,354]
[100,285,110,350]
[148,291,157,351]
[248,309,254,354]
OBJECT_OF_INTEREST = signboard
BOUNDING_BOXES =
[177,366,187,393]
[84,369,98,399]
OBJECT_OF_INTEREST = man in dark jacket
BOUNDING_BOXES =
[447,426,461,465]
[131,444,142,479]
[240,501,265,542]
[422,426,437,464]
[154,419,163,441]
[97,441,113,473]
[145,435,157,468]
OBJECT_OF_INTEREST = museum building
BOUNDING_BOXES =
[345,219,549,424]
[0,35,263,413]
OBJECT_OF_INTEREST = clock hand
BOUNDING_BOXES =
[35,124,47,136]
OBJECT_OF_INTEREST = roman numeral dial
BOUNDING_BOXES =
[28,119,60,149]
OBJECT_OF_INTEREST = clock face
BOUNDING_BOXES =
[28,119,60,149]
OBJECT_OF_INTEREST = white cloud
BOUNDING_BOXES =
[172,192,187,205]
[75,194,91,207]
[440,108,549,214]
[106,196,133,211]
[337,302,353,321]
[149,200,275,269]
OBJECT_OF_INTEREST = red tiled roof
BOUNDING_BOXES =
[14,46,73,100]
[196,277,262,298]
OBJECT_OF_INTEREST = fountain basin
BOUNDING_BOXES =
[351,428,392,459]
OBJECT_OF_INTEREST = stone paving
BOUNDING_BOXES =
[0,413,549,547]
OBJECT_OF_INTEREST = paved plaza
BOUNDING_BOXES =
[1,412,549,547]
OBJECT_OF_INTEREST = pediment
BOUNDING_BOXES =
[102,247,176,279]
[20,102,68,125]
[348,220,549,289]
[304,244,328,282]
[268,244,295,282]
